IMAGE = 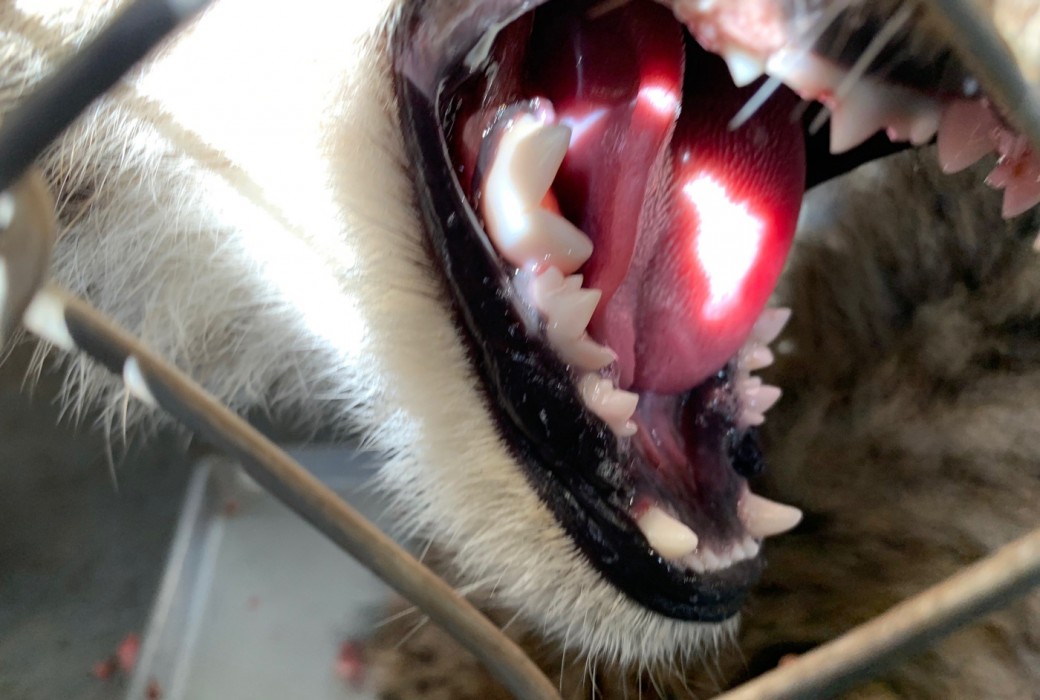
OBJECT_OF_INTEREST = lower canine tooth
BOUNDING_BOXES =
[637,507,699,559]
[740,492,803,539]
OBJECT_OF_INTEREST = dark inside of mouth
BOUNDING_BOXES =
[394,0,944,622]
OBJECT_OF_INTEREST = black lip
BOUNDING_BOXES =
[392,3,764,622]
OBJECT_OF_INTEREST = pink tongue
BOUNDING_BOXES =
[529,4,805,394]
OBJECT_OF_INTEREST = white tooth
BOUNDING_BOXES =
[752,307,791,345]
[909,109,940,145]
[557,335,616,371]
[747,384,782,414]
[546,287,600,342]
[828,84,890,153]
[700,550,722,571]
[563,274,584,292]
[741,411,765,428]
[509,122,572,204]
[886,104,940,147]
[526,210,594,274]
[937,99,999,174]
[579,374,639,436]
[482,120,593,274]
[740,492,803,539]
[742,344,774,371]
[723,48,766,87]
[637,507,699,559]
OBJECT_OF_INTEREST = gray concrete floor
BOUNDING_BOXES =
[0,347,192,700]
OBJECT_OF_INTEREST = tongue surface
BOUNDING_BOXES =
[530,4,805,394]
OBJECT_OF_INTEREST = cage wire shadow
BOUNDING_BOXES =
[0,1,1038,699]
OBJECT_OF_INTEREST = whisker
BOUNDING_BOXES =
[832,3,914,102]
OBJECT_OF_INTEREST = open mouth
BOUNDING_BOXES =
[392,0,1040,622]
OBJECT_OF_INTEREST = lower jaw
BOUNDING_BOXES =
[394,0,1040,622]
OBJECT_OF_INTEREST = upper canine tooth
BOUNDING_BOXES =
[482,120,593,273]
[637,506,699,559]
[740,492,803,539]
[509,122,572,203]
[937,100,999,174]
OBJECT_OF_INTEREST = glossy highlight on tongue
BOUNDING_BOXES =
[530,3,805,394]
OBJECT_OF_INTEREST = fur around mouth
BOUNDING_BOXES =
[393,0,1040,622]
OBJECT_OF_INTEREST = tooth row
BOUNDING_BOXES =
[531,267,616,371]
[684,536,761,575]
[935,99,1040,220]
[480,114,592,274]
[636,491,801,568]
[637,506,699,559]
[734,306,789,429]
[482,116,638,438]
[761,49,1040,221]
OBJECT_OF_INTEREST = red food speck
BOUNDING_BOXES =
[92,658,117,681]
[334,641,366,687]
[222,499,240,516]
[146,678,163,699]
[117,632,140,672]
[247,595,260,610]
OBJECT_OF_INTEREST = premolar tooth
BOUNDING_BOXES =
[482,120,592,274]
[722,48,765,87]
[546,287,600,341]
[579,374,638,437]
[560,336,616,371]
[937,100,999,174]
[740,492,803,539]
[752,307,791,345]
[637,507,699,559]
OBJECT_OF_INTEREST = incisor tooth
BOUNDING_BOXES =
[740,492,803,539]
[637,507,699,559]
[742,344,774,371]
[747,384,782,414]
[752,307,791,345]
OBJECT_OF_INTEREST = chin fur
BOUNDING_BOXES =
[2,0,730,669]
